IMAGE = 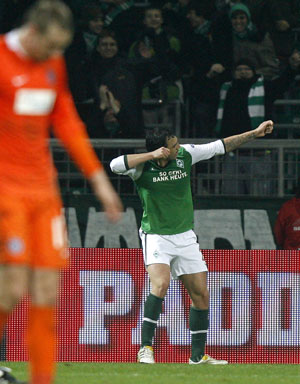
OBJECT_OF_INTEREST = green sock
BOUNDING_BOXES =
[141,293,164,347]
[190,307,209,362]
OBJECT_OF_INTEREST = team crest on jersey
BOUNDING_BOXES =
[46,69,56,84]
[6,237,25,256]
[176,159,184,168]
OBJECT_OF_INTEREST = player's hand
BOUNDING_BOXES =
[152,147,170,160]
[139,42,153,58]
[206,63,225,78]
[89,170,123,223]
[255,120,274,137]
[289,50,300,70]
[276,20,290,31]
[107,91,121,114]
[99,85,109,110]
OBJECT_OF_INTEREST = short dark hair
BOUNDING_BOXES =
[99,28,117,40]
[97,28,118,49]
[24,0,74,34]
[234,58,256,72]
[145,127,175,152]
[144,6,163,16]
[188,1,214,19]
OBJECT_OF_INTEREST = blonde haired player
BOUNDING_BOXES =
[0,1,122,383]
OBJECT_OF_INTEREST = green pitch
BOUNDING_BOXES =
[2,362,300,384]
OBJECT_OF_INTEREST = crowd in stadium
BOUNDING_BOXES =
[1,0,300,139]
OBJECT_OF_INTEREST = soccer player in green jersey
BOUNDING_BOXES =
[110,120,273,364]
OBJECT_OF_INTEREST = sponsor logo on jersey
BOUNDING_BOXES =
[176,159,184,168]
[46,69,57,84]
[14,89,56,115]
[152,170,188,182]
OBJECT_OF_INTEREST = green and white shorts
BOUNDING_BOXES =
[139,229,208,279]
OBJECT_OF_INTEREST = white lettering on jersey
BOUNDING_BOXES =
[13,88,56,115]
[153,170,188,183]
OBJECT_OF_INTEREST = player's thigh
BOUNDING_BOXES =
[30,197,68,269]
[172,230,208,278]
[0,265,29,308]
[0,196,29,265]
[29,268,60,306]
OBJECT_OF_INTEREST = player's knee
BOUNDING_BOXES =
[191,287,209,308]
[152,280,169,298]
[202,289,210,306]
[31,290,57,306]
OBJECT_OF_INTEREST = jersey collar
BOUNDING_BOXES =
[5,29,28,58]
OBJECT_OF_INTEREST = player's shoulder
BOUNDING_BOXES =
[280,197,298,211]
[286,197,299,208]
[179,144,195,156]
[0,35,8,53]
[144,160,157,170]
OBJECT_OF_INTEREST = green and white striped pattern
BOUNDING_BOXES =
[215,76,265,133]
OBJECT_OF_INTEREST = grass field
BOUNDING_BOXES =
[1,362,300,384]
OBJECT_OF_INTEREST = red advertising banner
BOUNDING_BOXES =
[4,249,300,364]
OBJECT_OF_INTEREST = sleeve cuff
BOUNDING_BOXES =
[221,139,226,154]
[124,155,129,170]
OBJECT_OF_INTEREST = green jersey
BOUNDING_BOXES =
[135,146,193,234]
[110,141,225,235]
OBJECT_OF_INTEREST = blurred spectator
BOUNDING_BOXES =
[215,54,300,137]
[101,0,141,53]
[281,42,300,128]
[163,0,192,17]
[248,0,300,60]
[88,30,156,138]
[274,179,300,250]
[129,5,182,102]
[79,2,104,54]
[185,1,217,137]
[186,1,215,41]
[64,2,104,120]
[162,0,193,42]
[211,2,280,81]
[128,6,183,128]
[215,56,300,194]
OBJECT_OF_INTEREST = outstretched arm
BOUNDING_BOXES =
[110,147,171,177]
[223,120,274,152]
[125,147,170,169]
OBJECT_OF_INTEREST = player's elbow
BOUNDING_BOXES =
[110,158,118,173]
[110,156,126,174]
